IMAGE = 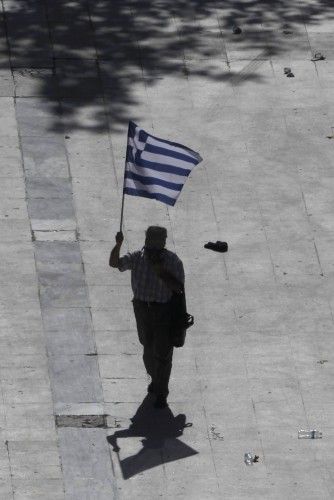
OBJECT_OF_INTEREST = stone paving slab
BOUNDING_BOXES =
[58,428,116,499]
[20,136,70,178]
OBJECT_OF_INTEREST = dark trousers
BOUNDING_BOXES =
[132,299,174,397]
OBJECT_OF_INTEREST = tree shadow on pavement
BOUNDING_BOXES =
[1,0,333,133]
[107,394,197,479]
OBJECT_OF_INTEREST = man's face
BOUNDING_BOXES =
[144,236,166,263]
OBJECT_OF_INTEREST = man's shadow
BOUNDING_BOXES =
[107,394,198,479]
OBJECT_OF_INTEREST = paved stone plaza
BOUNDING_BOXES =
[0,0,334,498]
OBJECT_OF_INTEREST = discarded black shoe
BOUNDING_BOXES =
[204,241,228,253]
[154,395,168,409]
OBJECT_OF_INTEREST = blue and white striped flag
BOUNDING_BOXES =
[123,121,202,206]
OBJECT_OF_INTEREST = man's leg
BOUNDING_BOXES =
[132,300,154,380]
[152,303,174,398]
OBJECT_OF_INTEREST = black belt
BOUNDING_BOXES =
[134,299,170,306]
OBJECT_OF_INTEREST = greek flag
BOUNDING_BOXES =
[124,121,202,206]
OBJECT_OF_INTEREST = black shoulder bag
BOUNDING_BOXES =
[170,286,194,348]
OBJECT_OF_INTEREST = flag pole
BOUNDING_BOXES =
[120,122,131,232]
[119,194,125,232]
[119,161,126,232]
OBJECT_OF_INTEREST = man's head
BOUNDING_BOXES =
[144,226,167,250]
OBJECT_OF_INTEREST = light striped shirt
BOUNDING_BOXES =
[118,248,185,302]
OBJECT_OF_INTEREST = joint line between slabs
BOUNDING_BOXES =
[194,357,221,491]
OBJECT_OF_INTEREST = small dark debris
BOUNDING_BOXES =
[317,360,328,365]
[65,135,70,139]
[55,414,108,428]
[311,52,325,61]
[232,26,242,35]
[210,425,224,440]
[85,353,97,356]
[281,24,293,35]
[204,241,228,253]
[253,455,260,463]
[284,67,294,77]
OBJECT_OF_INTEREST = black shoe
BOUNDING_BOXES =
[204,241,228,253]
[154,395,168,409]
[147,382,155,394]
[215,241,228,252]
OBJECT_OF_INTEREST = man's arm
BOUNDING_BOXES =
[109,232,124,268]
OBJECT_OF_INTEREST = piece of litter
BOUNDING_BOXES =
[210,426,224,441]
[286,72,295,77]
[284,67,291,74]
[326,127,334,139]
[311,52,325,61]
[317,360,328,364]
[232,26,242,35]
[298,429,322,439]
[244,452,258,465]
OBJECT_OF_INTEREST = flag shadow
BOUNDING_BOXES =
[107,394,198,480]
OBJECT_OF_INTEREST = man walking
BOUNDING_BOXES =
[109,226,184,409]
